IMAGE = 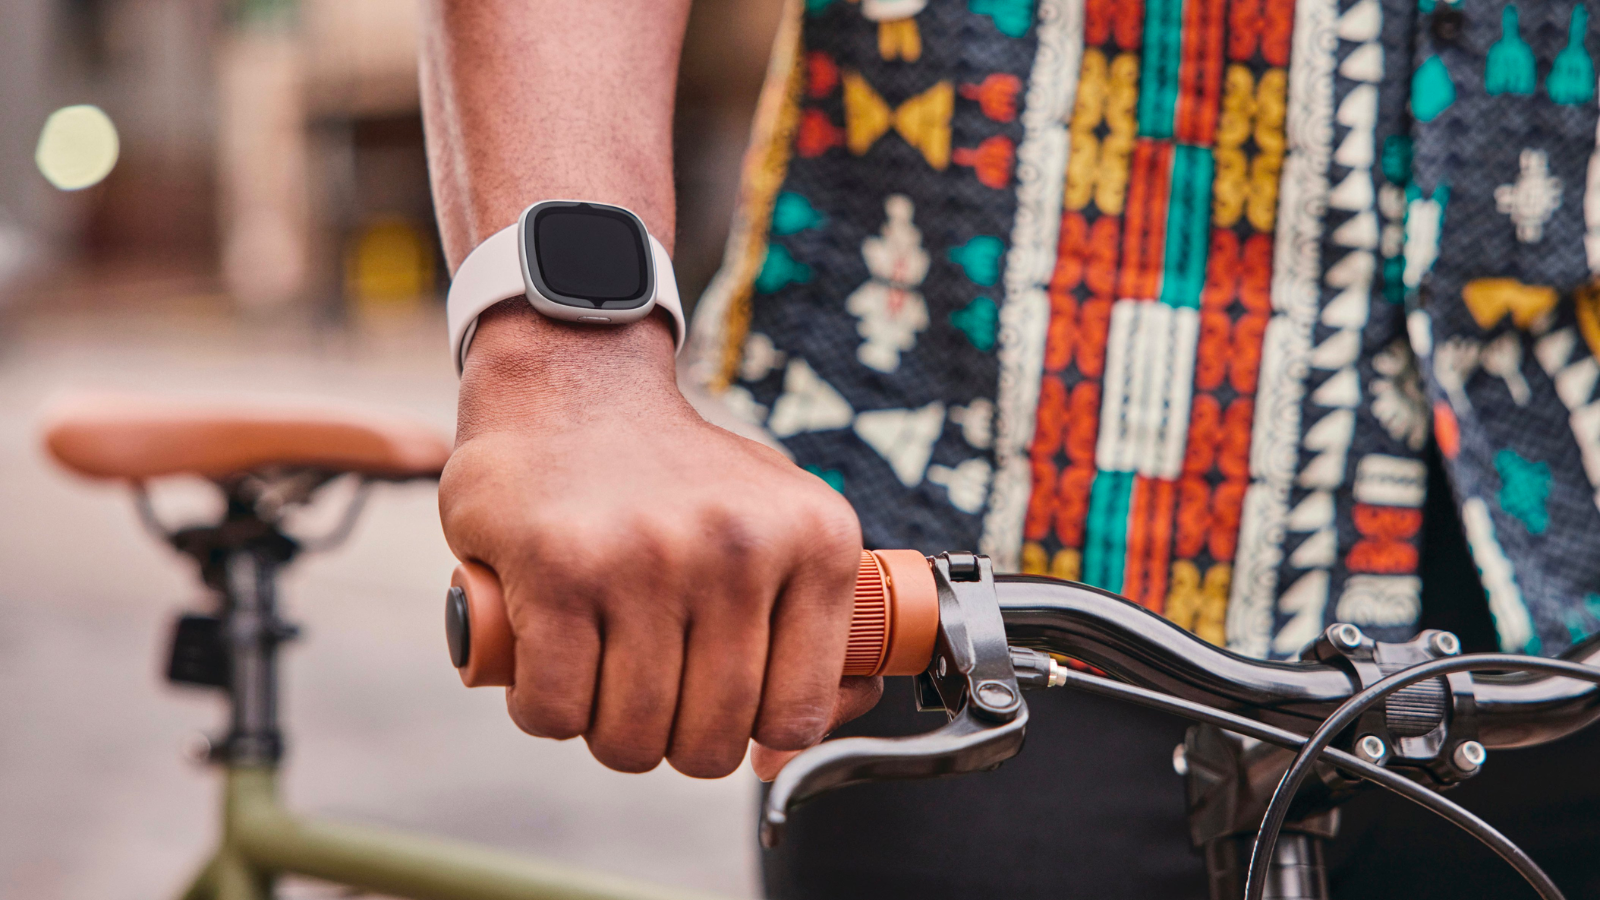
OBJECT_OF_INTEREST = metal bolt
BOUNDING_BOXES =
[1332,623,1364,650]
[976,681,1017,710]
[1172,743,1190,777]
[1453,740,1487,772]
[1431,631,1462,657]
[946,552,980,580]
[1355,734,1388,763]
[936,656,948,678]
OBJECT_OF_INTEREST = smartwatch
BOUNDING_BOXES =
[446,200,686,374]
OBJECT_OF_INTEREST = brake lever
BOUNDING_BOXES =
[760,552,1029,847]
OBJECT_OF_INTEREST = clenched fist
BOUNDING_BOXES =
[441,305,880,778]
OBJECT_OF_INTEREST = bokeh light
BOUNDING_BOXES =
[35,105,120,191]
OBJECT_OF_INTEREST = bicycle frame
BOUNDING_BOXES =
[163,482,1600,900]
[174,765,719,900]
[166,486,726,900]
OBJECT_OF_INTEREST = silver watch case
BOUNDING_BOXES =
[517,200,657,327]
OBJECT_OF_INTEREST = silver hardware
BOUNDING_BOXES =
[1431,631,1462,657]
[1332,623,1364,650]
[1355,734,1388,763]
[1453,740,1487,772]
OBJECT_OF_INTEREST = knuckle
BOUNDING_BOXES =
[540,568,609,613]
[820,511,863,555]
[699,505,768,561]
[701,514,784,601]
[435,441,484,501]
[505,532,617,612]
[528,517,609,567]
[797,498,861,557]
[628,515,695,573]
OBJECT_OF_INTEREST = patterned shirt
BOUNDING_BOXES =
[686,0,1600,660]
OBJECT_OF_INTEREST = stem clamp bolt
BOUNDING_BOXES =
[1453,740,1487,772]
[1355,734,1388,763]
[1430,631,1462,657]
[1332,623,1364,651]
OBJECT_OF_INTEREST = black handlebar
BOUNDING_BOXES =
[758,557,1600,900]
[1472,643,1600,747]
[993,573,1600,750]
[995,576,1350,728]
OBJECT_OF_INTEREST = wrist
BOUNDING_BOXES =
[457,302,689,440]
[446,203,685,374]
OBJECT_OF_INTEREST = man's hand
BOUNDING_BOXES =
[421,0,874,778]
[441,306,876,778]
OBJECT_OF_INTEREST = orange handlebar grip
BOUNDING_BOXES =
[449,561,515,688]
[447,550,940,687]
[845,550,939,676]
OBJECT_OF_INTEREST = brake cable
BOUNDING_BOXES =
[1248,654,1600,900]
[1053,667,1562,900]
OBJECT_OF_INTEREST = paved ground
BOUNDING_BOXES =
[0,302,760,899]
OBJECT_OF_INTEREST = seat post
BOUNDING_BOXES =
[220,546,292,766]
[164,479,324,766]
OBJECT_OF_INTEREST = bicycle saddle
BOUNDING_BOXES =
[42,391,452,481]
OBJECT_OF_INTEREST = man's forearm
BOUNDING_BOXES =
[421,0,693,391]
[422,2,872,780]
[420,0,693,268]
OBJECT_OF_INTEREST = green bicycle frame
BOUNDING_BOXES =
[174,765,725,900]
[164,511,728,900]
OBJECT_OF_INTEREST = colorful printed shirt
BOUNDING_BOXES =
[686,0,1600,660]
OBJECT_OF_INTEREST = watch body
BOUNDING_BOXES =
[447,199,685,374]
[519,200,655,323]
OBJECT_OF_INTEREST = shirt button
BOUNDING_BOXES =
[1432,7,1466,44]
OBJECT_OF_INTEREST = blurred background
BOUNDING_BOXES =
[0,0,782,897]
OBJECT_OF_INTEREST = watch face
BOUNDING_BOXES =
[525,203,651,308]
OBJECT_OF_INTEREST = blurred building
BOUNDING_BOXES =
[1,0,781,324]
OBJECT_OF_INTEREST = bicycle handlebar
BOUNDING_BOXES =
[993,576,1352,728]
[444,552,1600,750]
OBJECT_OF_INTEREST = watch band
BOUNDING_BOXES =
[446,222,686,375]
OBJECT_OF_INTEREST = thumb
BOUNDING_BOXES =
[751,676,883,782]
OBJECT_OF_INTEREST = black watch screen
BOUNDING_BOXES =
[526,203,652,309]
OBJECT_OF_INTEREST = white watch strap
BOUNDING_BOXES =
[446,223,686,375]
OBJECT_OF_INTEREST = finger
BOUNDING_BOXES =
[748,744,795,783]
[751,676,883,781]
[585,593,687,774]
[754,524,862,750]
[504,577,602,741]
[833,675,886,726]
[668,569,774,779]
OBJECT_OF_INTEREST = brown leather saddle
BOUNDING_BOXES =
[43,392,452,482]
